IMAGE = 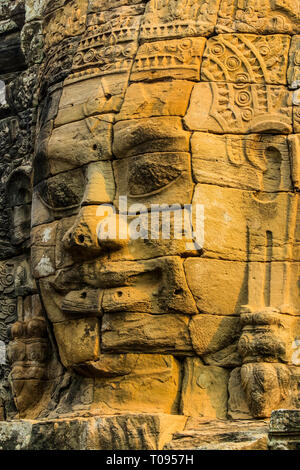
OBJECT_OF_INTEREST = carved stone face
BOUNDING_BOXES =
[27,0,300,418]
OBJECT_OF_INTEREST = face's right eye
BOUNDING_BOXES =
[35,169,85,211]
[128,161,182,197]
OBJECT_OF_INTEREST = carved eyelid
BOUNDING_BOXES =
[128,173,183,198]
[35,179,83,211]
[36,192,81,211]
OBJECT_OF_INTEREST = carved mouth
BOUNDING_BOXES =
[53,261,161,315]
[61,288,103,315]
[61,285,155,316]
[51,259,161,293]
[49,257,197,316]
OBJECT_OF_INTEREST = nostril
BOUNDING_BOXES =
[80,292,87,299]
[174,288,183,295]
[117,291,123,297]
[78,234,85,244]
[93,144,97,151]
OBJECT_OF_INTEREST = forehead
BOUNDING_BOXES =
[36,0,297,181]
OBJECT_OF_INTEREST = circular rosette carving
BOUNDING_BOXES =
[179,38,193,51]
[226,56,241,71]
[235,89,251,107]
[241,108,253,122]
[259,44,271,57]
[210,42,225,57]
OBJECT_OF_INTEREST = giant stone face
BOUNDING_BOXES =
[5,0,300,425]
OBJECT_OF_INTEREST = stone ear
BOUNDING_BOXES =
[7,166,32,208]
[7,166,32,246]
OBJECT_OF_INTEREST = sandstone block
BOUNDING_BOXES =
[192,184,297,262]
[228,368,252,419]
[74,353,144,378]
[180,358,229,419]
[54,216,77,270]
[194,181,244,260]
[102,312,193,355]
[287,35,300,89]
[31,220,58,247]
[238,310,300,365]
[185,258,248,315]
[203,343,242,368]
[165,419,268,450]
[93,354,181,414]
[191,133,292,191]
[113,117,191,159]
[294,102,300,132]
[117,81,194,121]
[88,1,147,12]
[47,116,113,174]
[82,161,115,205]
[43,0,88,51]
[39,277,101,324]
[114,152,194,209]
[31,192,54,228]
[66,6,141,87]
[184,82,293,134]
[53,256,197,314]
[268,409,300,450]
[53,317,101,368]
[0,414,187,450]
[31,246,56,279]
[288,134,300,190]
[189,314,241,355]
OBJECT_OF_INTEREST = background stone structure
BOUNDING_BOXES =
[0,0,299,450]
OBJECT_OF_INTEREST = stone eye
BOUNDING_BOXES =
[36,169,85,210]
[128,162,182,197]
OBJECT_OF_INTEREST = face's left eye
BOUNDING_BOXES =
[127,160,182,197]
[35,169,85,211]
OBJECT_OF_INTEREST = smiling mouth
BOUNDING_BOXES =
[52,259,162,315]
[48,256,198,316]
[51,259,158,293]
[61,285,156,316]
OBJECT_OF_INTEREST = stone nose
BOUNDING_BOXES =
[62,205,129,254]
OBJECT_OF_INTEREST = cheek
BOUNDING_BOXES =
[31,217,78,279]
[31,222,58,279]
